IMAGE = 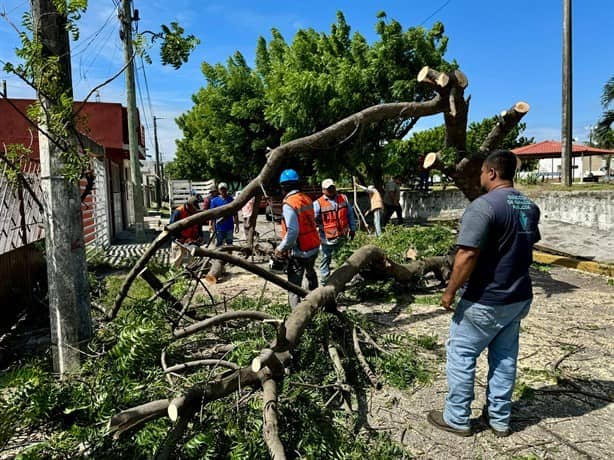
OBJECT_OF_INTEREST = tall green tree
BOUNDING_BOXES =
[173,52,279,182]
[173,11,455,187]
[596,75,614,148]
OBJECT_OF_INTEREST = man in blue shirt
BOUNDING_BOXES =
[209,182,239,247]
[428,150,540,438]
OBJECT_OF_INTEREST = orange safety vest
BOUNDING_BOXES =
[317,194,350,240]
[176,205,200,242]
[280,192,320,252]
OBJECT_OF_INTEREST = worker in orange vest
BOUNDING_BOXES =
[313,178,356,284]
[169,195,203,266]
[274,169,320,308]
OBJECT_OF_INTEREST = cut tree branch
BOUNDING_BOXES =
[261,377,286,460]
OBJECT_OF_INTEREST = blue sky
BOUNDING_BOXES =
[1,0,613,162]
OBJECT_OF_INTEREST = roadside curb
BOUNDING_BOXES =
[533,250,614,277]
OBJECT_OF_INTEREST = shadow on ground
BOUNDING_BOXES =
[496,377,614,434]
[530,267,580,298]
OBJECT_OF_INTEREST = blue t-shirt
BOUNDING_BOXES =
[210,195,235,232]
[457,188,541,306]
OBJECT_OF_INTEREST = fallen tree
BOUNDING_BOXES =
[109,245,453,458]
[110,66,528,319]
[105,66,529,457]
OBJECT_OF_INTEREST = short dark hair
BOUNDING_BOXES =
[484,150,517,181]
[281,180,300,194]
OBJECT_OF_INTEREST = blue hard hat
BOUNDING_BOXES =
[279,169,299,184]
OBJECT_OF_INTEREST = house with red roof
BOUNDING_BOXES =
[512,140,613,180]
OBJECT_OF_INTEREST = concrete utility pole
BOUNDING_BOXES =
[32,0,91,376]
[153,115,163,210]
[120,0,145,239]
[561,0,573,186]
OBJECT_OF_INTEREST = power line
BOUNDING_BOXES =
[134,62,155,153]
[139,55,155,126]
[419,0,452,26]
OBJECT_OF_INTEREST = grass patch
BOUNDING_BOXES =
[531,262,552,273]
[413,294,441,305]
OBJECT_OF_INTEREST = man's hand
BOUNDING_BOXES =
[441,291,455,311]
[274,249,288,259]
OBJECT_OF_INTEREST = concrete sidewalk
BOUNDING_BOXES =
[537,220,613,265]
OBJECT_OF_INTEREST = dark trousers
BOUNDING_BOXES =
[383,203,403,226]
[287,254,318,309]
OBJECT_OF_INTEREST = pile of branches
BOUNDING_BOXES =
[108,245,452,458]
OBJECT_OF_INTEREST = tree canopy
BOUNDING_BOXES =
[171,11,457,187]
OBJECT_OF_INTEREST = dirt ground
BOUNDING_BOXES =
[208,241,614,460]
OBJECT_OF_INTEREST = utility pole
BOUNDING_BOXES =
[153,115,163,210]
[32,0,91,376]
[561,0,573,186]
[120,0,145,239]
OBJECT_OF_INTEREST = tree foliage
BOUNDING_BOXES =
[0,256,439,458]
[172,11,457,186]
[596,75,614,147]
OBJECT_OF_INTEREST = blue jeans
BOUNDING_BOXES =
[373,209,382,237]
[444,298,531,431]
[215,229,234,247]
[319,240,344,285]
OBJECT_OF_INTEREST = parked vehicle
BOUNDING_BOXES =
[265,184,322,221]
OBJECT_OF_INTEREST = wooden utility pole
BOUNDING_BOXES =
[561,0,573,186]
[33,0,91,376]
[120,0,145,239]
[153,115,162,210]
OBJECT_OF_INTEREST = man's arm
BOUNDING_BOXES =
[169,209,181,224]
[441,246,480,310]
[275,204,298,256]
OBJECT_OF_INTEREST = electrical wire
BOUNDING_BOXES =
[419,0,452,26]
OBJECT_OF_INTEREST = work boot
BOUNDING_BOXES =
[480,406,512,438]
[427,410,473,437]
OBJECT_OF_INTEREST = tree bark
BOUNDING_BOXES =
[108,399,170,439]
[174,310,279,339]
[261,378,286,460]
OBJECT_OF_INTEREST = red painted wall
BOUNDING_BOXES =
[0,98,146,242]
[0,98,145,156]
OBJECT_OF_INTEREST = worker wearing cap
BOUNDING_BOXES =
[313,178,356,284]
[169,195,203,266]
[209,182,239,247]
[275,169,320,308]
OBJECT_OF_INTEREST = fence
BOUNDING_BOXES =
[83,157,111,252]
[0,160,45,256]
